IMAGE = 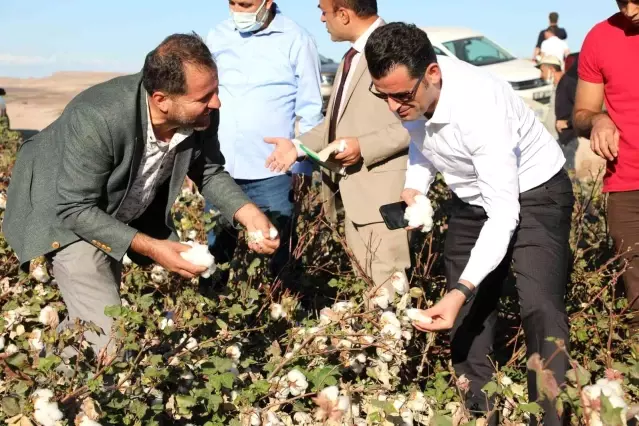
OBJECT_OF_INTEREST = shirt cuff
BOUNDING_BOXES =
[292,139,307,158]
[404,167,431,195]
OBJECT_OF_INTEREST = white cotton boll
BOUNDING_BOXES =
[226,344,242,361]
[381,324,402,340]
[381,311,401,328]
[319,386,340,402]
[247,228,279,244]
[332,301,353,313]
[269,228,279,240]
[287,369,309,396]
[400,408,414,426]
[159,317,174,330]
[187,230,198,240]
[265,412,284,426]
[500,375,513,386]
[293,412,312,425]
[596,379,624,398]
[405,309,433,325]
[402,330,413,341]
[355,352,367,364]
[179,241,216,279]
[337,395,351,413]
[249,412,262,426]
[39,306,59,328]
[372,287,392,309]
[270,303,284,320]
[14,324,26,337]
[185,337,198,351]
[0,192,6,210]
[404,195,434,232]
[32,389,63,426]
[32,264,50,284]
[608,395,628,410]
[391,272,409,295]
[122,254,132,266]
[78,415,103,426]
[151,265,168,283]
[6,344,18,355]
[29,329,44,352]
[376,347,394,363]
[407,391,428,412]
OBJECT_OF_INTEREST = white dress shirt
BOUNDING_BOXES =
[404,56,565,288]
[115,95,193,224]
[336,17,384,120]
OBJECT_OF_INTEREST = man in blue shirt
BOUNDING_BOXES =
[204,0,323,285]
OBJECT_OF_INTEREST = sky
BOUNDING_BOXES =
[0,0,618,78]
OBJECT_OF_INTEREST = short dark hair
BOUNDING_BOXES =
[333,0,377,17]
[546,25,559,36]
[549,12,559,24]
[142,32,216,96]
[365,23,438,80]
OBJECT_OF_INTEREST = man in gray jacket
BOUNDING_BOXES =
[3,33,279,357]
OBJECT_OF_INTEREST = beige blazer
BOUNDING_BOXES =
[299,54,410,225]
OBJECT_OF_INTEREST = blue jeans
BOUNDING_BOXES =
[203,174,294,286]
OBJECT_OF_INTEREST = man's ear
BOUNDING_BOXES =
[425,63,442,86]
[337,7,351,26]
[150,91,171,114]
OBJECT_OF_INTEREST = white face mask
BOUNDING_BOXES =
[231,0,269,33]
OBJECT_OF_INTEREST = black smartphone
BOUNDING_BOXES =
[379,201,409,230]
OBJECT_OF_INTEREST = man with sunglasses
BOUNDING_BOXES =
[365,23,573,425]
[264,0,411,300]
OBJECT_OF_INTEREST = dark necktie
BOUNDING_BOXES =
[328,47,358,144]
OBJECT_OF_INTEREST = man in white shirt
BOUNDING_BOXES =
[365,23,573,425]
[540,26,570,67]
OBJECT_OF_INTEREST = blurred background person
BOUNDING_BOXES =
[533,11,568,61]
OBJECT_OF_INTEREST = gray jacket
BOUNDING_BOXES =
[3,73,250,271]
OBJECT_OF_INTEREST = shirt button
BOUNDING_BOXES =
[51,241,61,249]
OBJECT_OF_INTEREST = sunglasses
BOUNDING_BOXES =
[369,73,425,103]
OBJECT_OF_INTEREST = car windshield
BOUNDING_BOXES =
[442,36,515,66]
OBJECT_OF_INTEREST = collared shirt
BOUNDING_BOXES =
[206,6,323,179]
[115,95,193,224]
[335,17,383,119]
[404,56,564,288]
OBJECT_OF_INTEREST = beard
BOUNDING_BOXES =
[169,107,211,132]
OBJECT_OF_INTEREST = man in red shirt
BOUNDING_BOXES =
[574,0,639,333]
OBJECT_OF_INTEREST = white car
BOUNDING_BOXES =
[422,27,554,105]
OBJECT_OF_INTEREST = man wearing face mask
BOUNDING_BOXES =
[264,0,411,303]
[203,0,323,286]
[365,23,573,425]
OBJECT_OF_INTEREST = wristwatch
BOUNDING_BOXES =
[450,282,475,305]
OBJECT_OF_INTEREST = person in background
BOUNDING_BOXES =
[366,23,572,425]
[574,0,639,337]
[540,26,570,66]
[533,12,568,61]
[538,55,578,169]
[204,0,324,286]
[0,88,8,128]
[264,0,411,302]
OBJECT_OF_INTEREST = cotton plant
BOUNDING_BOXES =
[581,378,630,426]
[31,389,64,426]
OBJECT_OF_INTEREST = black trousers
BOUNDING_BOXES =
[444,169,574,426]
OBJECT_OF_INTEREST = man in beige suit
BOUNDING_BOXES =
[265,0,411,297]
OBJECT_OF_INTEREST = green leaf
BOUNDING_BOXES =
[432,414,454,426]
[518,402,542,415]
[128,399,148,419]
[137,294,155,310]
[309,366,339,391]
[37,355,61,372]
[247,258,261,276]
[104,305,124,318]
[370,399,398,415]
[228,304,245,318]
[600,395,625,426]
[176,394,197,414]
[565,364,591,386]
[1,396,21,417]
[482,381,498,397]
[5,353,28,368]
